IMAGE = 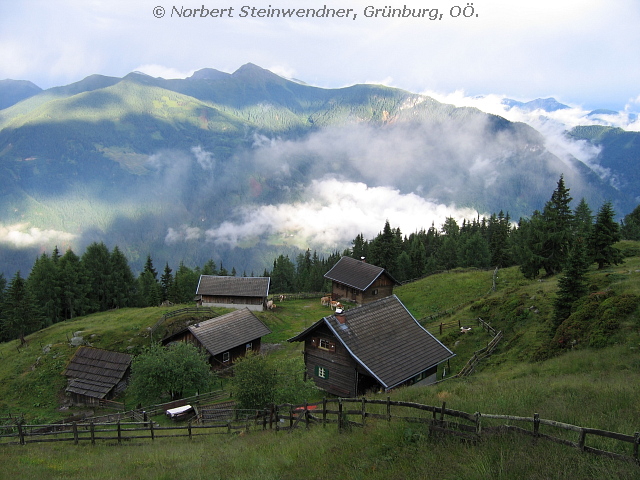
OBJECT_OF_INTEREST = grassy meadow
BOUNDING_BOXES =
[1,244,639,478]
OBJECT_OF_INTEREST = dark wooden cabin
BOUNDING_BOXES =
[288,295,454,397]
[324,256,399,305]
[62,347,132,406]
[164,308,271,369]
[194,275,270,311]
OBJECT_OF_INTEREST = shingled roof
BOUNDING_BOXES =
[289,295,454,390]
[196,275,270,297]
[63,347,132,399]
[189,308,271,357]
[324,256,399,291]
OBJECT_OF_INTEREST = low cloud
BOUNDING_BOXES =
[202,178,479,249]
[133,64,195,79]
[0,223,76,248]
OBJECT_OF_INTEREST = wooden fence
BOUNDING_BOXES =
[3,397,638,464]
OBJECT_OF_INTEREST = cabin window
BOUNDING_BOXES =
[222,351,230,362]
[315,365,329,379]
[372,289,378,295]
[246,343,252,351]
[318,338,336,352]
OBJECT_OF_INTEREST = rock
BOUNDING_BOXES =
[70,336,84,346]
[42,344,52,354]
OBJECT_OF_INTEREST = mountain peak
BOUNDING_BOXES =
[189,68,229,81]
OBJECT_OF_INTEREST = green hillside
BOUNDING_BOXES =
[1,247,639,477]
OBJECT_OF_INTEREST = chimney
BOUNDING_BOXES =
[360,256,366,263]
[335,308,346,324]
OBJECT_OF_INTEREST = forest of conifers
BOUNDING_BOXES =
[1,176,640,343]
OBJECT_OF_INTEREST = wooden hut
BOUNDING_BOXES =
[324,256,399,305]
[194,275,270,311]
[62,347,132,406]
[164,308,271,369]
[288,295,454,397]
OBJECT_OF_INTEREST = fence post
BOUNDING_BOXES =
[533,413,540,438]
[578,428,586,451]
[72,421,79,445]
[90,421,95,445]
[439,323,443,334]
[475,412,481,435]
[387,396,391,423]
[149,420,155,441]
[289,404,294,430]
[188,421,192,440]
[361,397,366,426]
[275,404,280,433]
[117,420,122,444]
[439,402,446,425]
[305,401,310,429]
[322,398,327,427]
[338,399,343,432]
[634,432,639,463]
[17,421,25,445]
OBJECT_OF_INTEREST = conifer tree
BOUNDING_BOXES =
[160,263,174,302]
[1,271,43,342]
[82,242,113,312]
[620,204,640,241]
[109,246,135,308]
[59,248,89,319]
[27,251,63,326]
[589,201,623,269]
[553,239,589,328]
[540,175,574,275]
[573,197,593,241]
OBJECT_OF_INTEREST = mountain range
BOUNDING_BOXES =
[0,64,638,276]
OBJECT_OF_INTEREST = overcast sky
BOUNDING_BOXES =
[1,0,639,111]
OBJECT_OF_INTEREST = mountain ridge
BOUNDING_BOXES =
[0,64,638,277]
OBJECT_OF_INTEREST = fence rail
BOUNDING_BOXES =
[4,397,638,464]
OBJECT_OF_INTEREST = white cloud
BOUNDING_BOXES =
[0,223,76,248]
[202,178,479,249]
[133,64,195,79]
[191,146,215,171]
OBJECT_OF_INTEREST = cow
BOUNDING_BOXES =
[266,300,276,310]
[329,301,343,310]
[321,296,330,306]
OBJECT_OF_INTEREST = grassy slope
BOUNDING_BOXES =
[1,244,639,478]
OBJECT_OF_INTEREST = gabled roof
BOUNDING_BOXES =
[323,256,399,291]
[288,295,454,390]
[63,347,132,399]
[189,308,271,357]
[196,275,270,297]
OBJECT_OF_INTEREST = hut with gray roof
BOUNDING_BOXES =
[62,347,132,406]
[324,256,399,305]
[163,308,271,369]
[288,295,454,397]
[194,275,270,311]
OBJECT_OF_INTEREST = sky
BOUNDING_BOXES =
[1,0,640,112]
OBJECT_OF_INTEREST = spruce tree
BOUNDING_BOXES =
[59,248,89,319]
[589,201,623,269]
[540,175,574,275]
[620,204,640,241]
[553,239,589,328]
[1,271,43,341]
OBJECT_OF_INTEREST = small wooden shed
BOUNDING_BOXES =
[324,256,399,305]
[194,275,270,311]
[288,295,454,397]
[164,308,271,369]
[62,347,132,406]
